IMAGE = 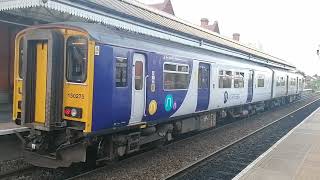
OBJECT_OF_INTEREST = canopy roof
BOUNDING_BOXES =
[0,0,295,69]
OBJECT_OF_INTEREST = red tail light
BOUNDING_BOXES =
[64,107,82,118]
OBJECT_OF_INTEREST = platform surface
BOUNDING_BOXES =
[234,107,320,180]
[0,122,28,135]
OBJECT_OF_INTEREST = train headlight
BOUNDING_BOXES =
[64,107,82,118]
[71,108,77,117]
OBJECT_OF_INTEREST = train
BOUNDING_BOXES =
[12,22,304,168]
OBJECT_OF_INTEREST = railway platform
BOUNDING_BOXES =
[0,104,28,136]
[0,122,28,136]
[234,107,320,180]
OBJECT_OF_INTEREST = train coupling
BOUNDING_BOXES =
[24,142,87,168]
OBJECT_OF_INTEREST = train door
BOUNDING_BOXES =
[22,30,64,128]
[130,53,146,124]
[296,77,299,93]
[286,75,289,95]
[246,70,254,103]
[196,62,210,111]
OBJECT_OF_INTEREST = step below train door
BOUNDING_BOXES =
[129,53,146,124]
[196,62,210,111]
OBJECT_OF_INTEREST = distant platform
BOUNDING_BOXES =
[0,122,28,136]
[234,107,320,180]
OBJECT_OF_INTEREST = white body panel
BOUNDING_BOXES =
[252,68,273,102]
[212,64,249,109]
[172,61,198,117]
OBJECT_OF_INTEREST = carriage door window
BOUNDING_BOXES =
[19,38,24,78]
[115,57,128,87]
[135,61,143,90]
[130,53,146,124]
[198,64,210,89]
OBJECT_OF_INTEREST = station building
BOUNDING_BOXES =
[0,0,175,114]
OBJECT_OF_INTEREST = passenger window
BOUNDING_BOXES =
[198,64,210,89]
[164,64,176,71]
[115,57,128,87]
[234,72,244,88]
[280,77,286,86]
[164,63,189,90]
[299,79,302,88]
[257,74,265,88]
[135,61,143,90]
[66,36,88,83]
[276,77,281,86]
[290,78,295,86]
[19,38,24,78]
[219,70,232,88]
[178,65,189,72]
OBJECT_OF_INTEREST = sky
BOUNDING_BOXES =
[137,0,320,76]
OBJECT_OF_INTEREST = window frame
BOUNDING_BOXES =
[219,70,233,89]
[234,71,244,88]
[163,62,190,91]
[115,56,128,88]
[257,74,265,88]
[65,35,89,83]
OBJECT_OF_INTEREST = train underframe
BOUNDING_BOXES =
[21,94,302,168]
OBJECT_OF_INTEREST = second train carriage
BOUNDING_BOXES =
[13,22,304,168]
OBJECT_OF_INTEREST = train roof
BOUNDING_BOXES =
[0,0,295,69]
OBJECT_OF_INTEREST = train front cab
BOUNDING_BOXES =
[13,25,95,167]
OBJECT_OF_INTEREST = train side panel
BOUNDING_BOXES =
[92,45,133,131]
[213,64,249,109]
[252,68,273,103]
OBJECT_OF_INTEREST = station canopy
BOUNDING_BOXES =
[0,0,296,70]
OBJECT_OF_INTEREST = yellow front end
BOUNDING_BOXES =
[13,27,95,133]
[62,30,95,133]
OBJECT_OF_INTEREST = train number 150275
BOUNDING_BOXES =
[67,93,85,99]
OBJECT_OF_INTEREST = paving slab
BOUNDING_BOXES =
[0,122,28,135]
[234,107,320,180]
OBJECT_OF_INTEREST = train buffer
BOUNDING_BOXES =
[234,107,320,180]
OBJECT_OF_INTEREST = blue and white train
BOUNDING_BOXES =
[13,22,304,168]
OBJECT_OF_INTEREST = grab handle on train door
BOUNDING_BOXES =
[143,75,149,117]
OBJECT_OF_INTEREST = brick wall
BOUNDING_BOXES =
[0,22,23,102]
[0,23,10,92]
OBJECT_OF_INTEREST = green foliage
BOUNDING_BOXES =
[306,80,320,91]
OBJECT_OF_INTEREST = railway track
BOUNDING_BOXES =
[1,93,318,180]
[64,94,320,180]
[165,98,320,180]
[0,165,35,180]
